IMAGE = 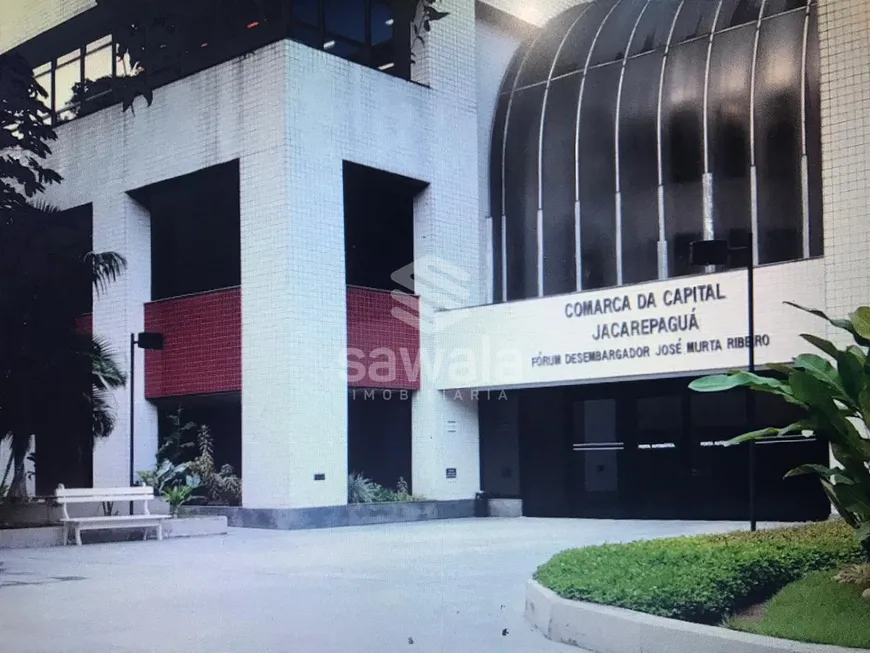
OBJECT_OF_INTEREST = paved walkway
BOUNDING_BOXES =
[0,518,761,653]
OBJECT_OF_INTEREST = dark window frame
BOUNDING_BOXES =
[33,0,406,127]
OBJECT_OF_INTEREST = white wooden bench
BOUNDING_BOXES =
[55,484,169,546]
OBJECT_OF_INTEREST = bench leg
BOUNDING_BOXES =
[75,525,82,546]
[62,524,68,546]
[157,522,163,541]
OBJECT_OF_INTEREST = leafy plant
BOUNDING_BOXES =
[138,459,190,495]
[158,410,197,466]
[162,475,201,517]
[0,52,62,212]
[689,303,870,558]
[348,472,378,504]
[188,425,241,506]
[348,473,425,504]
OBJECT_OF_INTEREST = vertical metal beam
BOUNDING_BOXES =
[537,5,593,297]
[748,0,769,267]
[701,0,726,248]
[574,0,624,291]
[800,2,812,259]
[614,0,654,286]
[500,29,547,302]
[656,0,687,280]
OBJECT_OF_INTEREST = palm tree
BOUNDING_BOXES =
[0,203,127,498]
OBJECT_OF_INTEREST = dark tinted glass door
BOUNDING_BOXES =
[569,398,628,517]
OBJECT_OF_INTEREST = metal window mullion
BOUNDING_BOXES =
[656,0,687,280]
[501,30,548,303]
[701,0,726,247]
[614,0,654,287]
[537,5,593,298]
[575,0,624,292]
[51,58,57,127]
[748,0,768,266]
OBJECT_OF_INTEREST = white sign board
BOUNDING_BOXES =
[431,259,825,390]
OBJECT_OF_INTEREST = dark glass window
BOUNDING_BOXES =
[619,52,662,284]
[670,0,718,43]
[709,25,754,261]
[805,6,823,257]
[541,74,581,295]
[55,49,82,123]
[716,0,764,30]
[551,2,615,78]
[588,0,649,66]
[325,0,366,42]
[371,0,393,45]
[516,4,589,89]
[662,40,706,276]
[628,0,683,56]
[294,0,319,25]
[763,0,808,17]
[32,0,410,127]
[503,86,545,300]
[578,65,620,290]
[755,11,804,264]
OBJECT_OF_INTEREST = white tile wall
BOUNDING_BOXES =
[0,0,96,54]
[819,0,870,336]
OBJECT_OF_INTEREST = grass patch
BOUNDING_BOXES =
[534,520,864,626]
[728,570,870,648]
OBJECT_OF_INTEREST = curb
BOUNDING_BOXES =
[525,580,867,653]
[0,516,227,549]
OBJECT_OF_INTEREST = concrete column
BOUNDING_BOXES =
[240,146,348,509]
[91,193,157,488]
[410,179,483,500]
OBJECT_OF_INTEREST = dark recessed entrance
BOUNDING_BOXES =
[482,377,830,521]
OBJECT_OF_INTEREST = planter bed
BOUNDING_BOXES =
[183,499,475,530]
[528,520,868,651]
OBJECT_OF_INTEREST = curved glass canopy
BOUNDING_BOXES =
[491,0,821,301]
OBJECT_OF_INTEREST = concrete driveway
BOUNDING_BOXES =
[0,518,759,653]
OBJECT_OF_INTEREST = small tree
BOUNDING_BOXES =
[0,52,62,213]
[690,302,870,558]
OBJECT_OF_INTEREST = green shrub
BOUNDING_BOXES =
[534,520,864,625]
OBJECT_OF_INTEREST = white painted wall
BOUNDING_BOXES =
[432,259,826,389]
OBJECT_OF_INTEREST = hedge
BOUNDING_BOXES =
[533,520,864,625]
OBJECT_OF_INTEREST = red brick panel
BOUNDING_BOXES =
[75,314,92,335]
[347,287,421,390]
[144,288,241,399]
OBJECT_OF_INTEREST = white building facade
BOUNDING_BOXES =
[2,0,868,523]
